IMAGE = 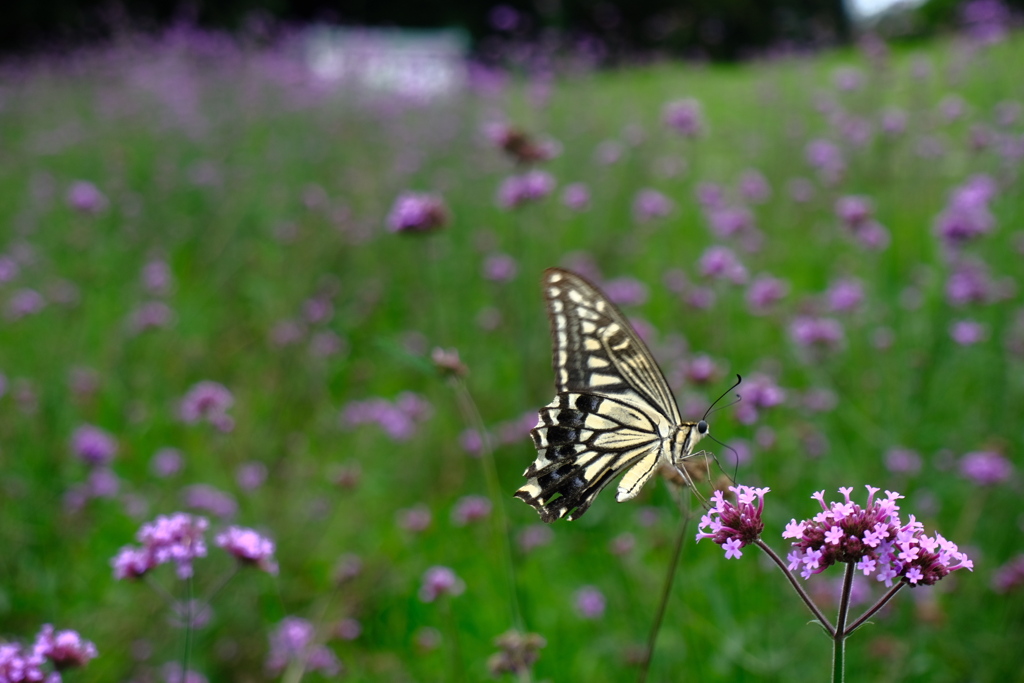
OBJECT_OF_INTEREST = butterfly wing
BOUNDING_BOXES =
[515,268,686,522]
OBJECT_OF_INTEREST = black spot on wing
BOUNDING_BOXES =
[575,394,602,413]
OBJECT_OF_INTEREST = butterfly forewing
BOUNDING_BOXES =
[516,268,704,523]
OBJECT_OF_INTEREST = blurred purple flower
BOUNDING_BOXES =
[735,373,786,424]
[33,624,98,670]
[88,467,120,498]
[698,246,747,284]
[179,381,234,430]
[386,192,449,233]
[695,182,726,210]
[112,512,209,580]
[497,171,555,208]
[162,663,208,683]
[745,274,789,314]
[309,330,345,358]
[451,495,492,526]
[949,319,987,345]
[151,448,184,478]
[561,182,591,211]
[517,525,554,553]
[684,354,718,385]
[397,504,432,533]
[216,526,278,574]
[738,169,771,203]
[961,0,1013,43]
[706,205,755,239]
[0,254,19,282]
[483,253,519,282]
[236,462,267,490]
[787,178,815,203]
[790,316,845,350]
[802,387,838,413]
[881,108,907,136]
[992,554,1024,593]
[959,450,1013,485]
[266,617,341,677]
[336,618,362,641]
[805,139,845,184]
[182,484,238,519]
[270,319,304,347]
[885,447,923,475]
[939,94,967,122]
[946,259,998,307]
[129,301,174,333]
[603,277,648,306]
[573,586,606,619]
[420,566,465,602]
[8,288,45,319]
[662,98,705,138]
[632,189,673,222]
[142,260,173,296]
[824,277,865,313]
[934,175,998,248]
[833,67,864,91]
[66,180,108,214]
[490,4,520,30]
[70,424,117,466]
[303,297,334,324]
[595,140,623,165]
[835,195,873,229]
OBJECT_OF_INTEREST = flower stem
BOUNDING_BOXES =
[830,563,856,683]
[181,575,194,680]
[844,581,905,637]
[635,509,692,683]
[448,375,524,630]
[753,539,835,635]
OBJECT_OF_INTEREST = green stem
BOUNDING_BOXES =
[831,631,845,683]
[635,508,692,683]
[449,375,524,630]
[831,563,855,683]
[753,539,835,635]
[181,575,194,681]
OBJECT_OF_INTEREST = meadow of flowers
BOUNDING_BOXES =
[1,19,1022,682]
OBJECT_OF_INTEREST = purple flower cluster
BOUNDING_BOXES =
[215,526,278,574]
[783,486,973,586]
[835,195,889,249]
[573,586,606,619]
[340,391,432,441]
[992,554,1024,593]
[662,98,705,138]
[497,170,556,208]
[111,513,209,580]
[451,495,492,526]
[959,450,1013,485]
[70,424,117,466]
[632,189,673,222]
[696,485,769,558]
[386,192,449,233]
[0,625,97,682]
[419,566,465,602]
[178,381,234,432]
[266,617,341,677]
[934,174,998,249]
[735,373,785,424]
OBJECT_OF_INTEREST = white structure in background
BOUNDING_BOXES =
[305,28,468,100]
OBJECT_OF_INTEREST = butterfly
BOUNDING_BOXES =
[515,268,722,523]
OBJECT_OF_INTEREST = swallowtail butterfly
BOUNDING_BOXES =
[515,268,712,523]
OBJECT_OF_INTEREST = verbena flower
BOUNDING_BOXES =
[738,169,771,203]
[784,486,973,586]
[824,277,865,313]
[386,192,449,233]
[112,513,209,580]
[66,180,108,214]
[497,170,555,208]
[662,98,705,137]
[696,485,769,558]
[340,392,432,441]
[632,188,674,222]
[419,566,465,602]
[735,373,786,424]
[32,624,98,670]
[70,424,117,466]
[992,554,1024,593]
[603,277,648,306]
[790,315,844,351]
[151,448,184,478]
[215,526,278,574]
[885,447,923,475]
[266,617,341,677]
[451,495,492,526]
[573,586,606,619]
[482,253,518,282]
[561,182,590,211]
[746,274,789,314]
[178,381,234,431]
[698,246,748,284]
[959,450,1013,485]
[484,123,558,164]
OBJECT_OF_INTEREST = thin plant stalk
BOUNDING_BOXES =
[448,375,525,632]
[635,509,692,683]
[181,575,194,681]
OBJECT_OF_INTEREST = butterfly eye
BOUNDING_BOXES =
[697,420,709,434]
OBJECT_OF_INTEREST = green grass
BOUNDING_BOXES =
[1,29,1022,682]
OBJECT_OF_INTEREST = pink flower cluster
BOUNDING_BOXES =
[111,512,210,580]
[696,485,770,559]
[0,625,97,682]
[784,486,973,587]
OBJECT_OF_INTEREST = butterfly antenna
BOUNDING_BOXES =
[707,433,740,484]
[702,374,742,421]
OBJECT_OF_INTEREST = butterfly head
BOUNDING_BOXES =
[697,420,709,435]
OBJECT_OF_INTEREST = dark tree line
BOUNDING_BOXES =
[1,0,1017,59]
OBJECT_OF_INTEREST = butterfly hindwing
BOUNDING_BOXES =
[516,268,700,523]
